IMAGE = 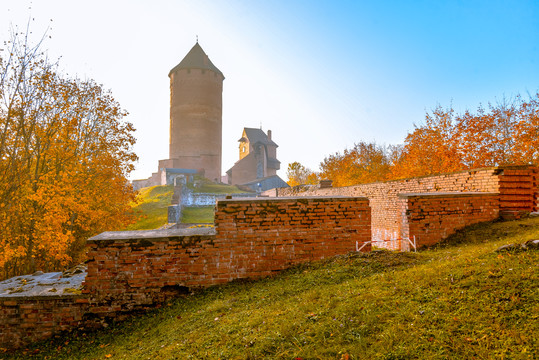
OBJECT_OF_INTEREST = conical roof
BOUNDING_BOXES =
[169,42,224,78]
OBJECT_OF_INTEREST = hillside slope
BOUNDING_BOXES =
[4,217,539,359]
[125,185,173,230]
[126,182,248,230]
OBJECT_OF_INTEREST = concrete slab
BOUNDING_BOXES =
[0,264,86,297]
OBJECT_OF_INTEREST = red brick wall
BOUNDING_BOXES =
[497,166,538,213]
[0,296,89,350]
[214,197,371,276]
[273,165,538,243]
[83,231,220,318]
[399,192,500,248]
[83,196,371,319]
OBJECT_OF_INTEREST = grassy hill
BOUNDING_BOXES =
[125,185,174,230]
[4,217,538,359]
[126,182,248,230]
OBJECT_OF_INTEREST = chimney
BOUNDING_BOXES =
[319,179,333,189]
[267,129,272,140]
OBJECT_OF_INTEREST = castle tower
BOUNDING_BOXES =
[168,42,224,182]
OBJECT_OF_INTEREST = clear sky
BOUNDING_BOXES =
[1,0,538,181]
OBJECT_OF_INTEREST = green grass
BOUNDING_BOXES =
[126,181,247,229]
[5,217,539,359]
[181,206,215,224]
[125,185,173,230]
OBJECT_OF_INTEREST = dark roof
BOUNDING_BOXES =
[238,128,278,147]
[169,42,224,78]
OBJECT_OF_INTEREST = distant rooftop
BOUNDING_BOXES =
[239,127,278,147]
[169,42,224,78]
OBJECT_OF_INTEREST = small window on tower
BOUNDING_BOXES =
[242,146,246,153]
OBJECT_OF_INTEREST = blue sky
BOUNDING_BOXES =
[1,0,538,180]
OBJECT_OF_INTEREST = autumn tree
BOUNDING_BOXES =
[513,93,539,164]
[390,106,462,179]
[457,95,539,167]
[286,161,317,187]
[0,28,137,279]
[392,95,539,179]
[319,141,391,187]
[455,99,519,168]
[313,93,539,187]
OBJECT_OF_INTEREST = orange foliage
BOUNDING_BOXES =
[317,94,539,186]
[286,161,318,187]
[319,141,391,187]
[390,106,462,179]
[0,30,137,279]
[392,95,539,178]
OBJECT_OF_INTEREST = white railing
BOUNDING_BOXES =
[356,230,417,252]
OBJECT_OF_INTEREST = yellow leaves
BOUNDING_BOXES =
[286,162,316,186]
[320,141,392,186]
[0,29,137,280]
[393,94,539,176]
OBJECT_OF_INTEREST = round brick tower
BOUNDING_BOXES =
[168,42,224,182]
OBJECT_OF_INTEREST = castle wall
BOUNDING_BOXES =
[399,192,500,249]
[82,196,371,319]
[131,178,154,191]
[0,296,90,350]
[270,165,538,247]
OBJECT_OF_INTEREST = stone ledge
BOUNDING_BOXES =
[398,192,499,199]
[0,268,86,298]
[88,227,216,242]
[0,294,88,301]
[217,196,369,204]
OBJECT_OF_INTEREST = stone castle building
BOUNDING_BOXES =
[132,42,287,191]
[226,127,282,186]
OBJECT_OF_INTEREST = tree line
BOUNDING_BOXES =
[0,29,137,280]
[287,94,539,187]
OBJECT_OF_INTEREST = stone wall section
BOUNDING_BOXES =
[214,197,371,278]
[83,196,371,319]
[0,296,89,350]
[83,231,217,319]
[497,167,538,213]
[398,192,500,249]
[272,166,538,239]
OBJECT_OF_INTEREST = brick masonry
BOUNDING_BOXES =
[82,196,371,319]
[0,296,90,350]
[497,167,538,214]
[2,196,371,349]
[398,192,500,249]
[272,165,538,245]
